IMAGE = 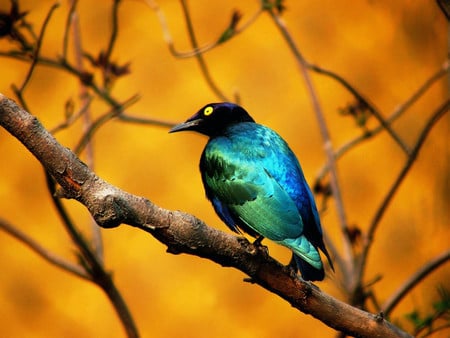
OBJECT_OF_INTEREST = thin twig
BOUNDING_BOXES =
[119,113,176,128]
[414,298,450,338]
[15,2,59,93]
[102,0,121,88]
[315,61,450,182]
[49,95,93,134]
[62,0,79,60]
[104,0,121,61]
[0,217,90,280]
[45,173,139,338]
[179,0,228,101]
[419,323,450,338]
[321,227,345,285]
[381,249,450,316]
[308,63,410,154]
[74,94,140,155]
[69,0,104,261]
[266,8,354,289]
[11,2,60,111]
[1,49,123,109]
[146,0,263,58]
[356,99,450,284]
[390,60,450,122]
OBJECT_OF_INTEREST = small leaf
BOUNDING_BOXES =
[64,98,75,120]
[217,10,242,44]
[262,0,286,14]
[339,100,370,128]
[433,286,450,312]
[405,310,421,326]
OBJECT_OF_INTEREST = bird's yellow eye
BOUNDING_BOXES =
[204,106,214,116]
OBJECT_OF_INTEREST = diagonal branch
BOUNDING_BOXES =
[0,217,89,280]
[356,99,450,283]
[381,249,450,316]
[67,0,103,261]
[11,2,60,112]
[179,0,229,101]
[315,61,449,182]
[147,0,263,58]
[307,63,410,154]
[265,8,353,289]
[0,94,412,338]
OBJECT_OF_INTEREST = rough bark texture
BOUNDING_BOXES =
[0,94,412,338]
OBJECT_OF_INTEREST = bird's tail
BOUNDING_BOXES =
[293,254,324,281]
[279,236,325,281]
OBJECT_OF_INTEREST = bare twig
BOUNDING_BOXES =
[382,250,450,316]
[265,8,353,288]
[104,0,121,68]
[307,63,410,154]
[321,227,345,282]
[44,172,139,338]
[49,96,92,134]
[118,113,176,128]
[73,94,140,155]
[419,323,450,338]
[390,60,449,121]
[0,49,123,109]
[436,0,450,20]
[62,0,79,60]
[102,0,121,88]
[11,2,60,111]
[147,0,263,58]
[68,0,103,260]
[315,61,450,182]
[147,0,259,103]
[179,0,229,101]
[0,217,89,280]
[356,99,450,284]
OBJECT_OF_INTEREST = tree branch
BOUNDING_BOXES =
[315,61,449,183]
[0,217,89,280]
[265,8,354,290]
[0,95,412,338]
[68,0,103,261]
[179,0,229,101]
[382,250,450,316]
[147,0,263,58]
[307,63,410,154]
[356,99,450,284]
[11,2,60,112]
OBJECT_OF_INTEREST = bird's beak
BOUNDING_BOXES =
[169,119,201,133]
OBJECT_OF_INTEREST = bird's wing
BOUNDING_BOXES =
[203,160,304,241]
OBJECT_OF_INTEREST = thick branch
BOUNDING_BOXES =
[0,94,411,338]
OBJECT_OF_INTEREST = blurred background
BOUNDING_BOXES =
[0,0,448,337]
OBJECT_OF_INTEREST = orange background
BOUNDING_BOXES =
[0,1,448,337]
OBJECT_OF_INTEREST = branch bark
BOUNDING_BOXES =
[0,94,411,338]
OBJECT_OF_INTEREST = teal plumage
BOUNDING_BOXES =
[170,102,333,281]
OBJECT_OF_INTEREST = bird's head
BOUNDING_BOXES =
[169,102,255,137]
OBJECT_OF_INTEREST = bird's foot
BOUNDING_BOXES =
[252,236,269,257]
[252,235,265,246]
[287,255,298,273]
[243,277,257,284]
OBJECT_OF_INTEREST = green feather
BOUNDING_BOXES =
[203,155,303,241]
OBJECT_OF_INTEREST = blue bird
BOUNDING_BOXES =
[170,102,333,281]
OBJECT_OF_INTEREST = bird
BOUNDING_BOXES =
[169,102,333,281]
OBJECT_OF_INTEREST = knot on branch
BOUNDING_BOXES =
[91,193,124,228]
